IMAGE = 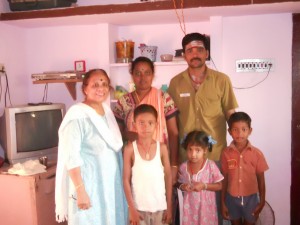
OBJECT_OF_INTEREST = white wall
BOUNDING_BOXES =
[0,13,292,224]
[222,14,292,225]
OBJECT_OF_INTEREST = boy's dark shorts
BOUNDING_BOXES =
[226,192,259,223]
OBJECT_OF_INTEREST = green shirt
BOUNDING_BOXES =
[168,67,238,161]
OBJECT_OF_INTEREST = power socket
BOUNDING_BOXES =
[236,58,274,73]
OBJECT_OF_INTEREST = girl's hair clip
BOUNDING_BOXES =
[208,135,217,145]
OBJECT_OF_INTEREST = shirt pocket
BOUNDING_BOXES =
[227,159,238,170]
[197,92,222,117]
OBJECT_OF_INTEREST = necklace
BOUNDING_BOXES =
[138,141,151,160]
[188,159,205,179]
[189,74,206,91]
[135,91,141,103]
[190,74,205,84]
[134,88,151,104]
[188,66,207,84]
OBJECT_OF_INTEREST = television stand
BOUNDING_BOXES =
[0,164,66,225]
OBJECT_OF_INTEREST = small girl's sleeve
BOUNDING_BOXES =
[210,160,224,183]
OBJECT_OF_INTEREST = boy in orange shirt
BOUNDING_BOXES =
[221,112,269,225]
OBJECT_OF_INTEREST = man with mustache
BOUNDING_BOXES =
[168,32,238,224]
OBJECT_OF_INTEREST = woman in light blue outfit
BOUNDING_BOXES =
[55,69,127,225]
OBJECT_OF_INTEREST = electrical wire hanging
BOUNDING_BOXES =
[233,64,272,89]
[172,0,186,35]
[0,72,13,107]
[209,57,218,71]
[42,83,48,102]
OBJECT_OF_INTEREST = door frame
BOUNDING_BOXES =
[291,13,300,225]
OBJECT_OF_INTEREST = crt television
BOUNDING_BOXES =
[0,103,65,165]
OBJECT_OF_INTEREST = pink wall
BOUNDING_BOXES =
[0,24,28,108]
[21,24,110,109]
[222,14,292,225]
[0,13,292,224]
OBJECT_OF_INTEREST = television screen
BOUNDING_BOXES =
[16,110,62,152]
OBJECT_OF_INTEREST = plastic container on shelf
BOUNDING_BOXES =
[160,54,173,62]
[115,40,135,63]
[139,45,158,62]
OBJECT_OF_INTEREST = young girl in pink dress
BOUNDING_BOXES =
[177,131,224,225]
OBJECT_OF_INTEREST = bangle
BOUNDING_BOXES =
[178,184,184,191]
[75,183,84,190]
[204,183,207,190]
[171,165,178,168]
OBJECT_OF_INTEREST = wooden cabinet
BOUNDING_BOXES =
[0,165,66,225]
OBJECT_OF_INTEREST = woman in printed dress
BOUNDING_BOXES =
[113,56,179,183]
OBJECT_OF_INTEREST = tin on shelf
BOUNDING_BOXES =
[115,40,135,63]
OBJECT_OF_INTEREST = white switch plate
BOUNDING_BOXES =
[236,58,275,72]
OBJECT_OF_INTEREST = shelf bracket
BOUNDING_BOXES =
[64,82,77,100]
[33,79,82,101]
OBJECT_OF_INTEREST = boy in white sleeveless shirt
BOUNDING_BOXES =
[123,104,172,225]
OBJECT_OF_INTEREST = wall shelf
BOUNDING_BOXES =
[33,79,82,100]
[109,61,187,67]
[108,60,214,67]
